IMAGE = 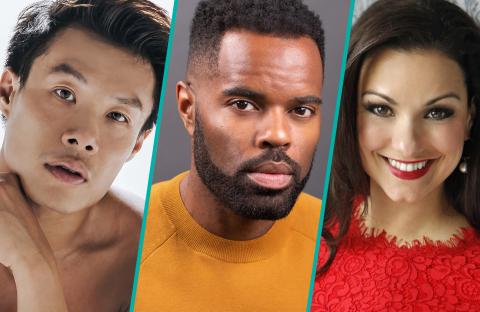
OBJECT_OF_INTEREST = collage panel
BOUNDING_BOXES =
[0,1,172,311]
[134,0,350,311]
[312,0,480,311]
[3,0,478,311]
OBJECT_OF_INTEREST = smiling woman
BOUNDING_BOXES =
[312,0,480,311]
[357,49,471,206]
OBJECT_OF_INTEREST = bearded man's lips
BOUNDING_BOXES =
[246,162,294,190]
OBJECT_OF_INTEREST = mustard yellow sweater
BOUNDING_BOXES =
[134,172,321,312]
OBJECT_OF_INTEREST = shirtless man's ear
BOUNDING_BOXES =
[0,69,18,119]
[127,129,153,162]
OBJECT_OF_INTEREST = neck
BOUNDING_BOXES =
[364,181,468,244]
[181,165,274,240]
[34,205,93,256]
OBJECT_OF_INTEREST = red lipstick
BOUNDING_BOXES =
[386,158,433,180]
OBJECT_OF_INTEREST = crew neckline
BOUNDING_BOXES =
[161,172,294,263]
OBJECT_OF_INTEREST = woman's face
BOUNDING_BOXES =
[357,48,472,203]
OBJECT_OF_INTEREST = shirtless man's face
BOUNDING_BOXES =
[0,27,155,213]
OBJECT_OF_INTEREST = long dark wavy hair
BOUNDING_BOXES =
[319,0,480,273]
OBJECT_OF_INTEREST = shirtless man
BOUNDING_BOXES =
[0,0,169,311]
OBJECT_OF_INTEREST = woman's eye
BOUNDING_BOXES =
[292,106,314,117]
[107,112,128,123]
[231,100,256,111]
[366,104,393,117]
[54,88,75,102]
[425,108,454,120]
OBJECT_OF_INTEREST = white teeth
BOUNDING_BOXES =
[387,158,427,172]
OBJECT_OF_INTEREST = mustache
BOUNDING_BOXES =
[237,148,301,177]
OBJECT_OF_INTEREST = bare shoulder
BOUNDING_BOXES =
[77,189,143,251]
[61,191,145,310]
[109,187,146,216]
[100,189,143,245]
[97,190,143,275]
[102,191,143,307]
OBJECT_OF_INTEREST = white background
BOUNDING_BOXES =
[0,0,174,204]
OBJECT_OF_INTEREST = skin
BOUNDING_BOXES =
[177,30,323,240]
[357,48,473,244]
[0,27,154,311]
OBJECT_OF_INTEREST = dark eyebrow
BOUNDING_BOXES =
[362,91,397,105]
[50,63,142,110]
[425,92,461,106]
[294,95,322,106]
[362,90,461,106]
[115,97,143,111]
[50,63,87,83]
[223,87,322,106]
[223,87,266,102]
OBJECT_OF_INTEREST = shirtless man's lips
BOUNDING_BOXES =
[44,159,89,185]
[246,162,293,190]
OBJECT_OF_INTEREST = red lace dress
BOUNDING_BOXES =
[311,211,480,311]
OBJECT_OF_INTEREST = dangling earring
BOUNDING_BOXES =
[459,158,468,174]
